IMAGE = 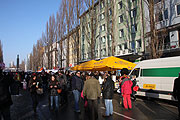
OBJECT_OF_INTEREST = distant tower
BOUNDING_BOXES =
[17,55,19,70]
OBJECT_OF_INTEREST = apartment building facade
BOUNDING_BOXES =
[144,0,180,55]
[80,0,145,62]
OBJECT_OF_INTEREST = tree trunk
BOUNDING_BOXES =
[90,0,95,59]
[149,0,157,58]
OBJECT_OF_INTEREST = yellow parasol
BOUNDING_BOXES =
[93,56,136,71]
[70,60,97,71]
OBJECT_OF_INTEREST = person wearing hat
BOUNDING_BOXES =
[173,72,180,119]
[83,72,101,120]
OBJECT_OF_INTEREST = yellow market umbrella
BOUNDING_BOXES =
[93,56,136,70]
[71,60,97,71]
[70,65,80,71]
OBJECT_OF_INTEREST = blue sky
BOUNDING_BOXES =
[0,0,61,67]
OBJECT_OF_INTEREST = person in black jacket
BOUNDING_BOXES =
[48,75,60,111]
[102,75,114,117]
[28,74,42,113]
[0,70,14,120]
[173,72,180,119]
[71,71,83,113]
[131,75,137,101]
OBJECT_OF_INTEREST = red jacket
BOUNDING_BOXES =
[121,79,133,95]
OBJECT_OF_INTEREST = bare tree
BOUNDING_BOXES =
[0,40,3,63]
[37,40,44,68]
[63,0,75,66]
[74,0,84,64]
[48,15,56,69]
[29,53,33,70]
[144,0,167,58]
[104,0,116,56]
[82,0,98,60]
[57,3,66,68]
[20,59,25,71]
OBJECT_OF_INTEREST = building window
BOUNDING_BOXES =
[124,42,128,49]
[109,34,112,41]
[130,0,136,2]
[82,26,85,32]
[154,0,161,4]
[155,12,163,22]
[108,0,110,4]
[131,40,135,51]
[131,8,137,18]
[178,29,180,47]
[176,4,180,16]
[102,36,106,43]
[119,15,123,23]
[100,1,104,9]
[110,20,112,28]
[101,12,105,20]
[118,44,122,50]
[102,24,105,31]
[82,35,85,43]
[88,22,90,28]
[132,24,137,33]
[103,48,106,56]
[118,1,122,9]
[164,9,168,19]
[109,8,112,16]
[119,29,124,38]
[137,40,141,48]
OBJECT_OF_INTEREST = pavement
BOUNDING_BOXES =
[10,89,179,120]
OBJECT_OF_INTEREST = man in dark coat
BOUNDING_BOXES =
[0,70,14,120]
[173,72,180,119]
[72,71,83,112]
[102,75,114,117]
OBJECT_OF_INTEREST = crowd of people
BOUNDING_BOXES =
[0,68,140,120]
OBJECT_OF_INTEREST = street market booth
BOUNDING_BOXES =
[92,56,136,89]
[71,56,136,88]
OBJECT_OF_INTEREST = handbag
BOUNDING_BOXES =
[133,85,139,91]
[36,88,43,94]
[57,89,62,94]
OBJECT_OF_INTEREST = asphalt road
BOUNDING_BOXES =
[10,90,179,120]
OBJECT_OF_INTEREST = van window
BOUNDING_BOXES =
[131,68,140,77]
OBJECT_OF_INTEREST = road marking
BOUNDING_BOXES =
[101,107,136,120]
[136,98,177,109]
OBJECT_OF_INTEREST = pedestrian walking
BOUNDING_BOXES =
[83,72,101,120]
[121,69,133,110]
[131,75,137,101]
[72,71,83,113]
[173,72,180,119]
[28,74,42,113]
[48,75,60,111]
[0,70,14,120]
[57,71,68,104]
[102,74,114,117]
